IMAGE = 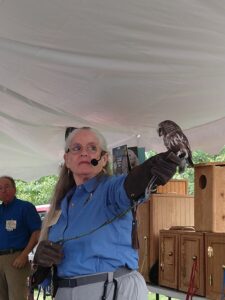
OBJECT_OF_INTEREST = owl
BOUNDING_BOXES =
[158,120,194,173]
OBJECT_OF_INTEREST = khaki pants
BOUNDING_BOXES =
[0,252,31,300]
[55,270,148,300]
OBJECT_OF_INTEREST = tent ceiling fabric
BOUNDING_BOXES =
[0,0,225,180]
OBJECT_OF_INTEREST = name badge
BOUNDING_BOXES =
[6,220,17,231]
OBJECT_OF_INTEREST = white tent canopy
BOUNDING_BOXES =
[0,0,225,180]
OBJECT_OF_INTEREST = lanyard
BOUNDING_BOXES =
[55,199,141,245]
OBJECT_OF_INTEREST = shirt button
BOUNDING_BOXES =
[71,203,74,207]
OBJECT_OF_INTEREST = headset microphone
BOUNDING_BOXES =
[91,152,104,166]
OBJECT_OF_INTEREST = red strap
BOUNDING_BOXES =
[185,257,198,300]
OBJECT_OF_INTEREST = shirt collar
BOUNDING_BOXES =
[82,173,106,193]
[64,173,107,204]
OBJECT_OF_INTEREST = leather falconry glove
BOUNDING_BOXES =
[124,151,181,201]
[33,240,63,268]
[31,265,51,288]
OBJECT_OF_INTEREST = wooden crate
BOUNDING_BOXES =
[179,231,205,296]
[137,194,194,282]
[205,232,225,300]
[159,229,179,289]
[157,179,188,195]
[194,162,225,232]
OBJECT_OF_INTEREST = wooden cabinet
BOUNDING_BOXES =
[159,230,179,289]
[159,230,205,297]
[137,193,194,282]
[179,231,205,296]
[194,162,225,232]
[137,201,150,282]
[205,232,225,300]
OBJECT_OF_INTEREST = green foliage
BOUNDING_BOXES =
[16,175,58,206]
[145,150,157,159]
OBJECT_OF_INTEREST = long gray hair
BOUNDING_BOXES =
[39,127,111,241]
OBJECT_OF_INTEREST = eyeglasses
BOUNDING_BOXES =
[67,143,99,154]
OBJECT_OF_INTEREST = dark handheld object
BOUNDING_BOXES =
[30,265,58,297]
[30,265,51,288]
[31,240,62,294]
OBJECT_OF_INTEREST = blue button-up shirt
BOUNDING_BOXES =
[48,174,140,277]
[0,198,41,250]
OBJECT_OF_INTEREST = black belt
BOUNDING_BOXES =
[57,268,132,288]
[0,249,23,256]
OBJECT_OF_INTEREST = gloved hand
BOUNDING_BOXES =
[33,240,63,268]
[124,151,181,200]
[150,151,181,185]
